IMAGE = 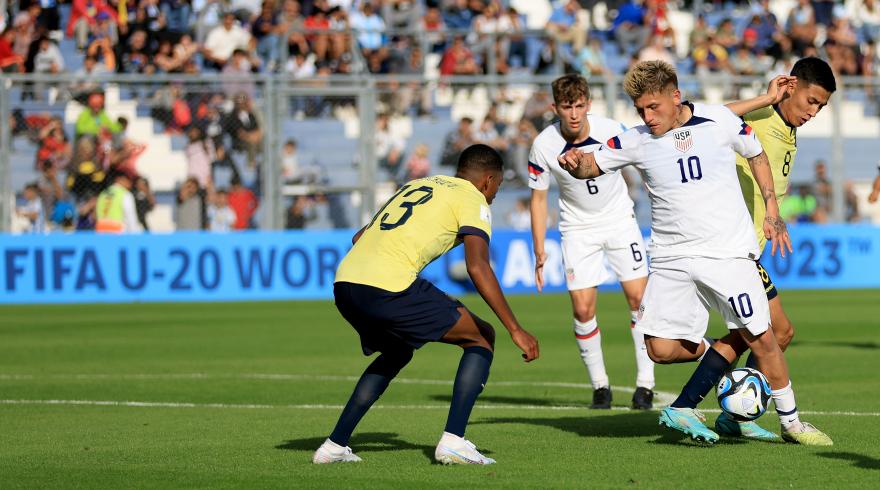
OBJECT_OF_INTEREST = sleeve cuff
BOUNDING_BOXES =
[458,226,490,244]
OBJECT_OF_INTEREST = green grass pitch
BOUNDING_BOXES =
[1,290,878,488]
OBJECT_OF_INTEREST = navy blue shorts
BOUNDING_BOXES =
[334,278,463,356]
[755,260,778,301]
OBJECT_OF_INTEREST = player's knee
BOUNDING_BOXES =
[572,305,596,323]
[645,340,677,364]
[371,348,414,377]
[476,319,496,350]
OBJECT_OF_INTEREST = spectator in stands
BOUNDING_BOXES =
[375,112,405,178]
[286,195,315,229]
[779,184,817,222]
[420,6,446,53]
[472,116,507,154]
[37,161,66,226]
[730,44,761,76]
[638,34,675,64]
[207,188,238,231]
[36,117,71,170]
[176,176,207,230]
[547,0,586,55]
[689,14,710,48]
[67,138,103,200]
[506,197,531,231]
[133,176,155,231]
[222,49,259,98]
[279,0,308,56]
[383,0,421,31]
[211,145,243,187]
[303,2,331,62]
[612,0,649,56]
[848,0,880,43]
[439,35,479,76]
[403,142,431,181]
[443,0,474,30]
[224,92,263,168]
[162,0,194,38]
[228,175,258,229]
[787,0,818,54]
[13,3,42,61]
[845,181,861,222]
[286,51,317,77]
[503,117,538,185]
[578,36,610,78]
[185,125,216,188]
[252,0,280,71]
[812,160,832,221]
[95,168,142,233]
[826,14,861,75]
[868,163,880,204]
[75,91,122,141]
[0,28,25,72]
[714,18,739,54]
[440,116,474,167]
[17,182,46,233]
[522,90,554,131]
[203,11,253,70]
[350,2,386,54]
[67,0,118,50]
[33,35,64,76]
[692,33,731,74]
[119,29,157,74]
[40,0,63,35]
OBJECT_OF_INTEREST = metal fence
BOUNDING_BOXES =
[3,73,880,233]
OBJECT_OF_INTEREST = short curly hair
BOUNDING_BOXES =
[551,74,591,106]
[623,60,678,100]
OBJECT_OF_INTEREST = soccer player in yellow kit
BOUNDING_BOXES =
[713,57,836,443]
[313,144,539,465]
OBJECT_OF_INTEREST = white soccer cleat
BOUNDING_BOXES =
[312,438,363,464]
[434,432,496,465]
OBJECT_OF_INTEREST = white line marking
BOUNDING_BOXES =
[0,399,876,416]
[0,373,678,405]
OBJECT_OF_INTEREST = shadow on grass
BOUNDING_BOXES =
[277,432,437,461]
[472,411,749,447]
[430,394,588,407]
[790,340,880,350]
[816,451,880,470]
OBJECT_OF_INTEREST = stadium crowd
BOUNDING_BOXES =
[9,0,880,232]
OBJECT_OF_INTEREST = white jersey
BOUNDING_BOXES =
[528,115,635,233]
[593,102,764,260]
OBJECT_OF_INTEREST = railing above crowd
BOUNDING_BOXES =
[3,0,880,234]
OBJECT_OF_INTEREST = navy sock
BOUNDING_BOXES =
[744,352,758,370]
[329,350,413,446]
[671,348,731,409]
[444,346,493,437]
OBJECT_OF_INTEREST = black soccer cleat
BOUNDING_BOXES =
[631,387,654,410]
[590,387,612,409]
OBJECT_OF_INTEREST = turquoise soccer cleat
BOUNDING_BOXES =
[659,407,719,443]
[714,412,780,441]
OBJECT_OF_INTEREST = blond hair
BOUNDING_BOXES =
[623,60,678,100]
[551,74,591,105]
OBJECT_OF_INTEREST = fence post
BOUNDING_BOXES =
[261,77,282,229]
[358,80,377,225]
[0,78,10,232]
[830,83,845,223]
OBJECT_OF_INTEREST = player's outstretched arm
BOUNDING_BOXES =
[726,75,796,116]
[557,148,601,179]
[529,189,549,293]
[748,151,793,257]
[463,234,539,362]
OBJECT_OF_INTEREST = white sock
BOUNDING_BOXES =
[772,381,802,431]
[697,337,715,361]
[630,310,655,389]
[574,317,608,389]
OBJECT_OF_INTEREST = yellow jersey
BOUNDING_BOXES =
[335,175,493,292]
[736,106,796,253]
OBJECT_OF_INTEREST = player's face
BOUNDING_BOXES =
[481,170,503,204]
[552,96,590,139]
[781,81,831,127]
[633,88,682,136]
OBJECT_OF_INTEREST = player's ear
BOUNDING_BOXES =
[585,99,592,113]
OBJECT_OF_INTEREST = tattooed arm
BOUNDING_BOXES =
[557,148,603,179]
[747,150,793,257]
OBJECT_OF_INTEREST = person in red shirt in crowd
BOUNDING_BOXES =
[0,28,25,72]
[440,35,480,76]
[67,0,119,50]
[227,175,258,229]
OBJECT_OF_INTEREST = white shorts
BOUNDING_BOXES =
[636,256,771,344]
[560,217,648,291]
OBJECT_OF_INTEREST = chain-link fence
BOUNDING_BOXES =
[3,73,880,233]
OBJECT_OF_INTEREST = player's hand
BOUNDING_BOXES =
[557,148,584,173]
[511,328,539,362]
[869,190,879,204]
[764,215,793,257]
[766,75,796,105]
[534,250,548,293]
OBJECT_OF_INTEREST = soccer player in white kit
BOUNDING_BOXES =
[559,61,831,445]
[528,74,654,409]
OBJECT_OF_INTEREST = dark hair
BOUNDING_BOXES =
[456,144,503,175]
[551,74,590,105]
[791,57,836,93]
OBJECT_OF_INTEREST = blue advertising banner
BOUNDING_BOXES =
[1,224,878,304]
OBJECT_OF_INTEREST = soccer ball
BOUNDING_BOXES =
[716,368,772,422]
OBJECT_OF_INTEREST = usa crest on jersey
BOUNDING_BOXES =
[673,129,693,152]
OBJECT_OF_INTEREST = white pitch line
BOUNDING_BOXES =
[0,373,677,405]
[0,399,877,417]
